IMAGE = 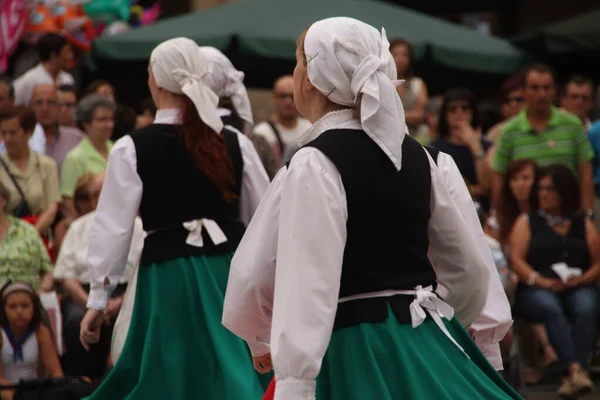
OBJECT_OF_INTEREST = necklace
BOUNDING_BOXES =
[538,210,570,226]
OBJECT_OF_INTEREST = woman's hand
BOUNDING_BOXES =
[536,277,566,292]
[80,309,104,350]
[104,297,123,325]
[566,276,583,288]
[252,353,273,374]
[456,122,482,151]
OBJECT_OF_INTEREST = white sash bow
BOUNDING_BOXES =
[182,218,228,248]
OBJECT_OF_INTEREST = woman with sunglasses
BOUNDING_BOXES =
[430,88,492,208]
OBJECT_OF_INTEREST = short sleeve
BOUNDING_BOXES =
[491,127,512,174]
[575,124,594,165]
[60,153,84,198]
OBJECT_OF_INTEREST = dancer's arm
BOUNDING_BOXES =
[270,148,347,400]
[222,169,286,356]
[426,152,490,329]
[236,132,270,226]
[87,137,143,311]
[435,152,511,370]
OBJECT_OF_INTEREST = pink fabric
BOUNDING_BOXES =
[0,0,26,74]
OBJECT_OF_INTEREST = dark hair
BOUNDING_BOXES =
[437,88,480,138]
[538,164,581,217]
[83,79,116,100]
[57,84,77,94]
[139,98,157,116]
[0,105,37,133]
[180,96,236,201]
[561,74,594,98]
[501,75,524,97]
[0,283,44,332]
[389,38,414,78]
[36,33,69,62]
[497,159,540,244]
[522,63,556,86]
[0,76,14,99]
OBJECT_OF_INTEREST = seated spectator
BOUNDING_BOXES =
[61,94,114,219]
[54,171,144,378]
[0,282,63,398]
[510,164,600,398]
[57,84,77,128]
[430,89,492,207]
[135,98,157,130]
[0,106,61,237]
[0,182,53,292]
[82,79,135,141]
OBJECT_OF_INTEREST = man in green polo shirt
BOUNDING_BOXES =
[492,63,594,215]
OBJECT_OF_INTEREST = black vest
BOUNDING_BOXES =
[302,130,437,330]
[129,123,245,266]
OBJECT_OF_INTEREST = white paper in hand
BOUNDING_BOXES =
[551,262,571,283]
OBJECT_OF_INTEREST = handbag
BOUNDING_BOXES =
[0,156,33,218]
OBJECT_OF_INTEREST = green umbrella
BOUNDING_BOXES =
[93,0,527,75]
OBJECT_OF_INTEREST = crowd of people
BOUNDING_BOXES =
[0,16,598,400]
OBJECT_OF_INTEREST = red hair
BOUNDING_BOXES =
[179,95,236,201]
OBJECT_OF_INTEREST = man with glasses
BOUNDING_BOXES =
[29,83,83,172]
[57,84,78,128]
[251,74,312,168]
[561,75,595,130]
[492,63,595,218]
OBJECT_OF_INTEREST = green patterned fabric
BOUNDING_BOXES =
[85,253,264,400]
[0,215,53,290]
[316,305,522,400]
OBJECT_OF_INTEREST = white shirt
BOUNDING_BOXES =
[222,110,491,399]
[434,151,512,371]
[54,211,145,284]
[252,118,312,149]
[13,64,75,106]
[86,109,270,310]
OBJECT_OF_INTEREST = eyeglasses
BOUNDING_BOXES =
[60,101,76,108]
[503,96,525,104]
[31,99,58,107]
[275,92,294,101]
[567,93,591,101]
[447,104,470,113]
[537,184,556,192]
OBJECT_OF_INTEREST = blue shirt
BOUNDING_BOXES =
[587,120,600,196]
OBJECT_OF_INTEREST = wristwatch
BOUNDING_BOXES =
[527,272,539,286]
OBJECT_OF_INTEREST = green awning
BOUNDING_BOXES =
[93,0,527,75]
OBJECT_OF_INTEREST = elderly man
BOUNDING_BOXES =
[54,171,145,378]
[29,84,83,171]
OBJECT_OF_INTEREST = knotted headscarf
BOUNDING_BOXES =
[305,17,406,170]
[197,46,254,127]
[150,37,223,134]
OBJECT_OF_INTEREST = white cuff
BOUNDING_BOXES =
[274,378,316,400]
[476,342,503,371]
[87,287,109,310]
[247,340,271,357]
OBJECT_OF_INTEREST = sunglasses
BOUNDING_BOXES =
[503,96,525,104]
[447,104,470,113]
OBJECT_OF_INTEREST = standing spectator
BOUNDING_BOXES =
[83,79,136,141]
[251,75,312,168]
[430,89,492,205]
[0,76,13,109]
[561,75,594,129]
[510,165,600,398]
[61,94,115,219]
[487,75,526,144]
[0,182,54,292]
[492,63,595,217]
[0,106,61,236]
[13,33,75,106]
[30,84,83,173]
[389,38,429,136]
[57,84,78,127]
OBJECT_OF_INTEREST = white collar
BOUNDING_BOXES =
[298,109,361,147]
[153,109,181,124]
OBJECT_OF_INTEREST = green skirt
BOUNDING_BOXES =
[316,305,522,400]
[85,254,264,400]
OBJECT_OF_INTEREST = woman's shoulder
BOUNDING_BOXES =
[8,216,39,238]
[35,153,58,171]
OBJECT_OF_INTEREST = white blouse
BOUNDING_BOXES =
[86,109,270,310]
[222,110,491,399]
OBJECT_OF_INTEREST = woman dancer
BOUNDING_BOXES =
[223,17,521,399]
[79,37,269,399]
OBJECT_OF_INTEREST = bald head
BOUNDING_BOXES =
[30,83,59,128]
[272,75,297,121]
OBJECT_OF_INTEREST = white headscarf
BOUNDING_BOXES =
[197,46,254,127]
[150,37,223,135]
[305,17,406,170]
